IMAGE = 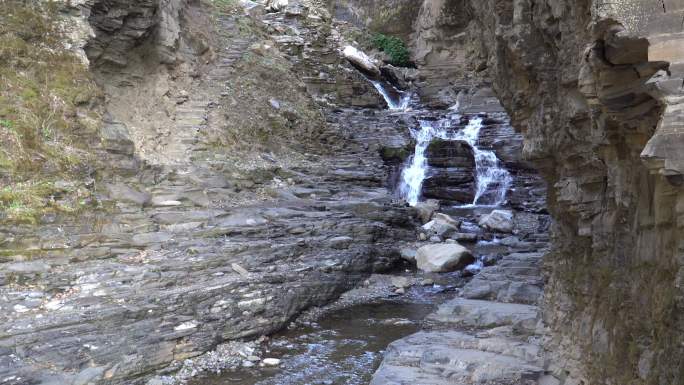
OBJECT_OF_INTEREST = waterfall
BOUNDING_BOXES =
[366,77,511,207]
[399,120,435,206]
[369,80,411,111]
[398,116,512,207]
[452,118,512,206]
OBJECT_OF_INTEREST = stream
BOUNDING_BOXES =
[195,296,439,385]
[190,235,519,385]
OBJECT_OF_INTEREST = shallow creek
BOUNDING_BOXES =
[190,230,517,385]
[196,300,435,385]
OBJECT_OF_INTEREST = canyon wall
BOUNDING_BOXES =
[351,0,684,382]
[408,0,684,383]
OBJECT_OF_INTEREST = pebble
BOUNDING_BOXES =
[262,358,281,366]
[391,276,410,288]
[394,287,406,295]
[420,279,435,286]
[418,233,427,241]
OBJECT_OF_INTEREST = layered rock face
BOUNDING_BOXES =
[438,1,684,383]
[331,0,421,41]
[355,0,684,382]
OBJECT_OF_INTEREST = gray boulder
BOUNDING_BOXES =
[400,248,417,263]
[478,210,514,233]
[343,46,381,78]
[416,243,475,273]
[422,213,461,238]
[412,199,440,224]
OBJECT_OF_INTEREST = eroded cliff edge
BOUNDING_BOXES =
[390,0,684,383]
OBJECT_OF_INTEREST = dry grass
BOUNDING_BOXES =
[0,1,102,224]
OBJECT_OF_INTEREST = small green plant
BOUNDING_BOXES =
[0,119,13,129]
[371,33,411,67]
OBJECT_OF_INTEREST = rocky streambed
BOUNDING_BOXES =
[177,41,553,383]
[183,202,551,385]
[0,2,553,385]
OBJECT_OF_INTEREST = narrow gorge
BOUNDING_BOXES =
[0,1,682,385]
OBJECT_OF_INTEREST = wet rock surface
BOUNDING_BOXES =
[371,240,550,385]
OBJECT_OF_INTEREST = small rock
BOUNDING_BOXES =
[328,236,353,249]
[231,263,250,277]
[394,287,406,295]
[418,233,427,241]
[399,248,417,263]
[391,276,410,289]
[262,358,281,366]
[420,278,435,286]
[451,233,479,242]
[422,214,460,238]
[432,213,460,227]
[429,236,442,243]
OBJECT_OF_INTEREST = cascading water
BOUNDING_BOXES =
[399,116,512,207]
[368,80,511,207]
[451,117,513,206]
[370,80,411,111]
[399,120,435,206]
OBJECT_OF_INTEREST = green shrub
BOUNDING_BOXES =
[371,33,410,67]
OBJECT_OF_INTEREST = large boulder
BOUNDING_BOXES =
[380,64,418,90]
[416,243,475,273]
[421,213,461,238]
[422,168,475,203]
[411,199,440,224]
[379,144,413,165]
[426,139,475,168]
[343,46,381,78]
[478,210,514,233]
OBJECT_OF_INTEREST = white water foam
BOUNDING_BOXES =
[453,118,513,206]
[399,116,512,207]
[368,80,511,207]
[399,120,436,205]
[370,80,411,111]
